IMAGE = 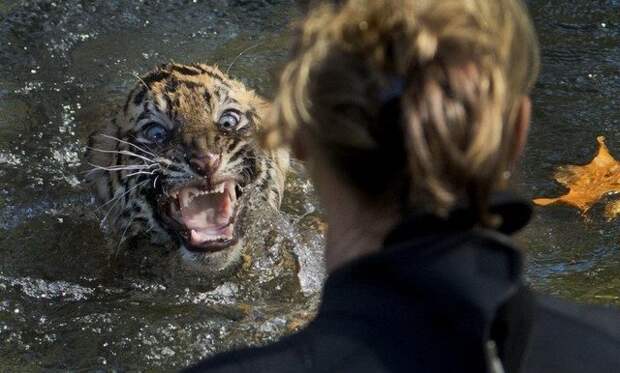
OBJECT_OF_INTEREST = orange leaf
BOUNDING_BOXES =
[533,136,620,217]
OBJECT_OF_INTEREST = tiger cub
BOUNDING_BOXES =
[86,63,289,273]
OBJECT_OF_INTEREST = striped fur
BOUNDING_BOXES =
[86,63,289,273]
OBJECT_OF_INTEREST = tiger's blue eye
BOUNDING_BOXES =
[144,123,169,143]
[218,110,241,131]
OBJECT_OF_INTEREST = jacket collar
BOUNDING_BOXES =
[318,194,534,372]
[384,192,532,247]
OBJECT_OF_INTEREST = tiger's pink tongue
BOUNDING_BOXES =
[180,193,233,244]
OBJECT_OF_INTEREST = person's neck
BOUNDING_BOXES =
[308,157,400,273]
[324,197,398,273]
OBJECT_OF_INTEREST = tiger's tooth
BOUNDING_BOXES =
[181,188,195,208]
[190,188,201,201]
[179,190,187,208]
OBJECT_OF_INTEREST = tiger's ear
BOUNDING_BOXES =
[254,96,271,126]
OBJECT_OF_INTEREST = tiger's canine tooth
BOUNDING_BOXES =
[180,188,193,208]
[85,62,289,274]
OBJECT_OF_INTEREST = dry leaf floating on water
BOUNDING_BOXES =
[533,136,620,219]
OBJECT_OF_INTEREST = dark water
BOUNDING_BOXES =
[519,0,620,305]
[0,0,618,370]
[0,1,326,370]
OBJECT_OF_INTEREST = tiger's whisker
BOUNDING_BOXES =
[87,142,175,170]
[156,157,175,166]
[123,170,158,178]
[96,179,149,214]
[131,72,150,91]
[99,134,158,158]
[86,162,157,173]
[86,146,156,164]
[101,198,141,233]
[165,172,190,178]
[115,215,135,257]
[226,41,264,75]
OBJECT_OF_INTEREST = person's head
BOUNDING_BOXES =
[265,0,539,254]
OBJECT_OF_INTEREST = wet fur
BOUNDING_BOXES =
[85,63,289,272]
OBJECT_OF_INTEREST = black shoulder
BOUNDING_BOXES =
[181,330,314,373]
[181,320,392,373]
[523,295,620,373]
[540,296,620,339]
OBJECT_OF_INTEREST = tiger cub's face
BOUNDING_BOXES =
[87,63,288,273]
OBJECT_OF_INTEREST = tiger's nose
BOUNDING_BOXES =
[190,152,221,177]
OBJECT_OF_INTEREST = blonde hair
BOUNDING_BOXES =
[264,0,540,217]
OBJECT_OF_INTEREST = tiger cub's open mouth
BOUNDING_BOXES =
[163,180,240,253]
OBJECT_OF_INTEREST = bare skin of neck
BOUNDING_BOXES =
[324,198,398,273]
[307,157,399,273]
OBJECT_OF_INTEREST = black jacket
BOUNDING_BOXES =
[184,197,620,373]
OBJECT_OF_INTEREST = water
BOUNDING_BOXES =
[0,0,618,370]
[0,0,325,370]
[518,0,620,305]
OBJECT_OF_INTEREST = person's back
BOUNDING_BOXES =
[185,202,620,372]
[185,0,620,371]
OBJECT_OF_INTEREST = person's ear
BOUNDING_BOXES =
[510,96,531,165]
